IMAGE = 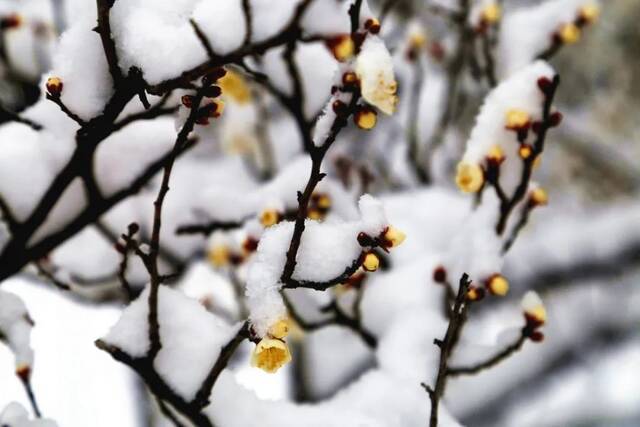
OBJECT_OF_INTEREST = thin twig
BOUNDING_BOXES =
[424,273,470,427]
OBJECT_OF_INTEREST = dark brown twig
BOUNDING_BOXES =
[447,334,526,376]
[423,273,470,427]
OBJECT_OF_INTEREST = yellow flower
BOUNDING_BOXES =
[251,338,292,373]
[519,145,533,160]
[579,3,600,24]
[354,107,378,130]
[486,274,509,296]
[46,77,63,97]
[530,188,548,206]
[505,109,530,129]
[487,144,504,163]
[559,23,581,44]
[481,3,501,24]
[455,162,484,193]
[207,245,230,268]
[521,291,546,324]
[329,35,355,62]
[268,319,290,339]
[260,209,280,227]
[316,194,331,210]
[218,71,251,104]
[363,252,380,272]
[383,226,406,248]
[355,38,399,115]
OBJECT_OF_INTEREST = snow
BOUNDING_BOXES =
[192,0,247,54]
[0,290,34,369]
[498,0,600,77]
[461,60,555,195]
[245,194,389,337]
[49,23,114,120]
[102,285,239,401]
[0,402,58,427]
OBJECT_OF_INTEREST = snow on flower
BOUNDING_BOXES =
[457,60,556,195]
[355,37,399,115]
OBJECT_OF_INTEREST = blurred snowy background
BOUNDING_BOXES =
[0,0,639,426]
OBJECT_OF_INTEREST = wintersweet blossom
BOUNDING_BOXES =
[382,226,406,248]
[251,338,292,373]
[486,274,509,296]
[521,291,547,325]
[218,70,251,104]
[559,23,580,44]
[354,107,377,130]
[580,3,600,24]
[455,162,484,193]
[355,38,399,115]
[505,109,530,130]
[260,209,280,227]
[481,3,501,24]
[267,318,290,339]
[363,252,380,272]
[207,245,230,267]
[530,187,548,206]
[45,77,63,96]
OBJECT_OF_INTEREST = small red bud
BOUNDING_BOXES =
[181,95,193,108]
[433,266,447,284]
[332,100,348,117]
[202,85,222,98]
[549,111,563,127]
[537,76,553,94]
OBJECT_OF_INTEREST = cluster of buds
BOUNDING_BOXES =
[207,233,259,268]
[0,14,22,30]
[554,2,600,45]
[521,291,547,342]
[308,192,332,220]
[45,77,63,98]
[250,318,292,373]
[357,226,406,273]
[181,68,226,126]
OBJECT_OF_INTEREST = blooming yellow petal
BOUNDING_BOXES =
[268,319,290,339]
[455,162,484,193]
[251,338,292,373]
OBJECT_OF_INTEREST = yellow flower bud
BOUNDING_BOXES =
[409,32,427,49]
[530,188,548,206]
[579,4,600,24]
[46,77,63,97]
[486,274,509,296]
[466,286,485,302]
[505,109,530,130]
[519,145,533,160]
[354,107,377,130]
[317,194,331,210]
[363,252,380,272]
[522,291,547,324]
[455,162,484,193]
[487,144,504,163]
[481,3,501,24]
[559,23,581,44]
[329,35,355,62]
[207,245,230,267]
[250,338,292,373]
[218,71,251,104]
[260,209,280,227]
[383,226,406,248]
[307,210,322,220]
[268,319,290,339]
